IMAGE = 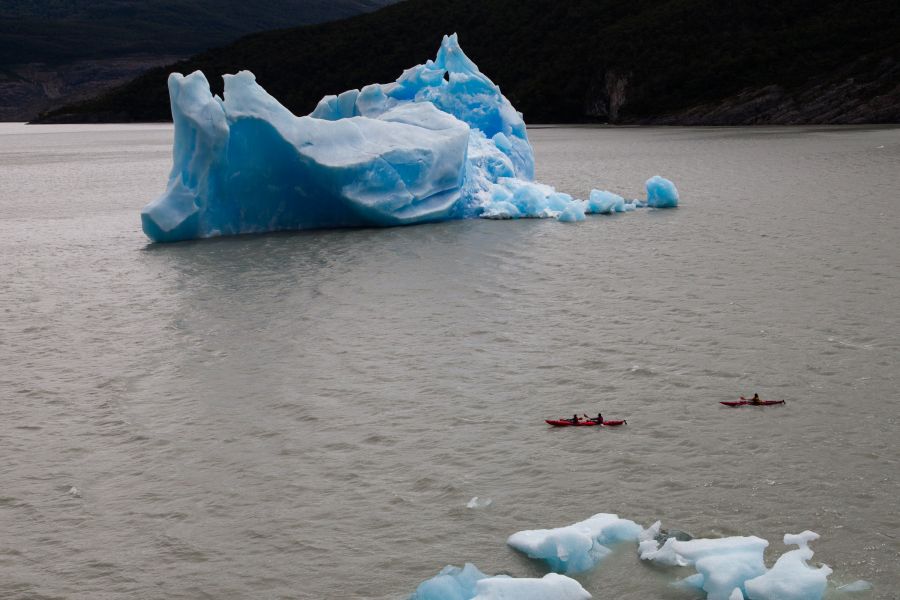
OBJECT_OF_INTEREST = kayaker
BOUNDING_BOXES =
[591,412,604,424]
[570,414,581,425]
[749,393,762,405]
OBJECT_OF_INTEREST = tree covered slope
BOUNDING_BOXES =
[35,0,900,124]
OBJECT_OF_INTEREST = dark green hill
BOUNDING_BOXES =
[36,0,900,124]
[0,0,397,66]
[0,0,398,121]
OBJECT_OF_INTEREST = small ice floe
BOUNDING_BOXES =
[507,513,642,574]
[467,496,492,509]
[410,563,590,600]
[68,486,81,498]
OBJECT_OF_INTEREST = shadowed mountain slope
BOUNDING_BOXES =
[35,0,900,124]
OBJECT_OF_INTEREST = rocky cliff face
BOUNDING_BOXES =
[585,57,900,126]
[1,56,183,122]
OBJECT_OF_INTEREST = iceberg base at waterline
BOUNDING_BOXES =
[141,34,678,243]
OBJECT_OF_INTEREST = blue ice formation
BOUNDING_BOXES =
[410,563,591,600]
[506,513,643,574]
[638,522,832,600]
[646,175,679,208]
[142,34,678,242]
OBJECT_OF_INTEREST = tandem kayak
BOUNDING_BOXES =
[720,398,785,407]
[545,419,627,427]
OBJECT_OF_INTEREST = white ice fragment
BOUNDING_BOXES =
[507,513,642,574]
[467,497,492,509]
[744,531,832,600]
[410,564,590,600]
[68,486,80,498]
[473,573,591,600]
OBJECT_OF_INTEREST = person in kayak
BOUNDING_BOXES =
[589,413,604,424]
[749,393,762,405]
[570,414,581,425]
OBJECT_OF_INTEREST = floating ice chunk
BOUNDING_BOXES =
[682,537,768,600]
[507,513,642,574]
[411,563,491,600]
[639,529,768,600]
[586,190,624,214]
[837,580,873,593]
[473,573,591,600]
[467,497,492,509]
[558,201,587,222]
[744,531,832,600]
[410,565,590,600]
[646,175,679,208]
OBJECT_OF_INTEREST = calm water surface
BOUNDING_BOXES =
[1,123,898,599]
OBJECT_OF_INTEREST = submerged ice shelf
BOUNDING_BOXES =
[142,33,678,242]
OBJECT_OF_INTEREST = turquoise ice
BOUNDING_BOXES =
[142,34,678,242]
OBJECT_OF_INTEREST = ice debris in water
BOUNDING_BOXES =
[142,33,677,242]
[507,513,643,574]
[639,523,832,600]
[466,496,492,509]
[410,563,591,600]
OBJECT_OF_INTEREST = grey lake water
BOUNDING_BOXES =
[1,122,898,599]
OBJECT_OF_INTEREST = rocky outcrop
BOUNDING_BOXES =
[628,57,900,125]
[585,70,630,122]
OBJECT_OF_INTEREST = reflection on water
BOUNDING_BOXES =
[1,123,898,599]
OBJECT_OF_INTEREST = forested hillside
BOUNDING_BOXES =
[35,0,900,124]
[0,0,398,120]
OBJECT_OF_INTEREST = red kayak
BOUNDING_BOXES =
[721,398,785,407]
[546,419,627,427]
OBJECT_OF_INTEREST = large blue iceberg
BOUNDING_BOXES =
[142,34,677,242]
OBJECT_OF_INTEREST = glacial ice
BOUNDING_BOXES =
[142,33,678,242]
[646,175,679,208]
[507,513,643,574]
[639,523,832,600]
[744,532,832,600]
[410,564,590,600]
